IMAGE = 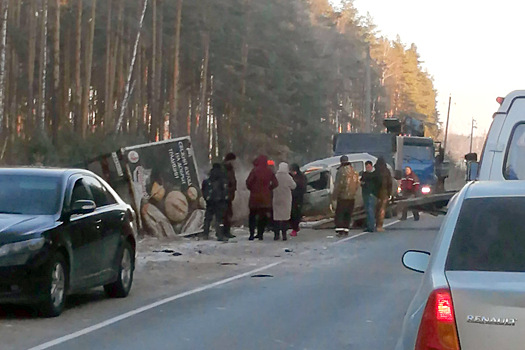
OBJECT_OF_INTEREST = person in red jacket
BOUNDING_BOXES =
[400,166,420,221]
[246,155,279,240]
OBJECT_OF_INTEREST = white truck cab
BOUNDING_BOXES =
[470,90,525,181]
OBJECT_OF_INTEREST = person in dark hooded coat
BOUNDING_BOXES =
[223,153,237,238]
[246,155,279,240]
[375,157,392,232]
[290,163,306,237]
[202,163,229,241]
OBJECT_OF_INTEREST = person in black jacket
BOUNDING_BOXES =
[290,164,306,237]
[202,163,229,241]
[361,160,381,232]
[223,153,237,238]
[375,157,392,232]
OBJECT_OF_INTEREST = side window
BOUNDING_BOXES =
[351,161,364,175]
[503,124,525,180]
[83,176,117,207]
[71,179,93,204]
[306,171,330,192]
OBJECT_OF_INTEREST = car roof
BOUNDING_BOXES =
[465,181,525,199]
[302,153,376,171]
[498,90,525,113]
[0,167,92,179]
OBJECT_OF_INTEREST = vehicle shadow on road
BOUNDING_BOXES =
[0,290,108,319]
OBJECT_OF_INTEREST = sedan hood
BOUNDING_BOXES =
[0,214,56,242]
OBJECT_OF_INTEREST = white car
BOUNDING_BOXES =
[301,153,397,217]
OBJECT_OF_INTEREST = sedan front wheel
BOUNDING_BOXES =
[104,241,134,298]
[39,253,68,317]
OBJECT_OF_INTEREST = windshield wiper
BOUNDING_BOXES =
[0,211,24,214]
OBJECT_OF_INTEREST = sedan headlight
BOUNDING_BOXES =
[0,238,46,257]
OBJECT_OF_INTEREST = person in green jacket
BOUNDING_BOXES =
[332,155,360,237]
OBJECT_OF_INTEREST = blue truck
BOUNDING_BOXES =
[333,116,448,196]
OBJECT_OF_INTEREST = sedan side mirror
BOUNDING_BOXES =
[402,250,430,273]
[71,200,96,215]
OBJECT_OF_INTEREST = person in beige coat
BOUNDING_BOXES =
[273,162,297,241]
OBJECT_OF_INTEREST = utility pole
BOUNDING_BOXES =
[364,45,372,133]
[469,118,477,154]
[443,95,452,154]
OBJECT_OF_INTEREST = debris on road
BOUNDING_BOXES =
[153,249,175,254]
[251,274,274,278]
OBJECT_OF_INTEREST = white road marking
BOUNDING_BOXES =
[332,216,412,245]
[28,261,282,350]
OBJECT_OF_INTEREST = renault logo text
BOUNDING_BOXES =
[467,315,516,326]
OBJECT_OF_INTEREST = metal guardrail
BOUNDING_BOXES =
[303,190,458,230]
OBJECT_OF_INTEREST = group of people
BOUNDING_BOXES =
[332,155,420,236]
[201,154,307,242]
[202,152,422,241]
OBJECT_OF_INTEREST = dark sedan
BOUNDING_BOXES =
[0,168,137,317]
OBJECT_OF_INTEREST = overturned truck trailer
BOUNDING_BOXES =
[85,137,205,238]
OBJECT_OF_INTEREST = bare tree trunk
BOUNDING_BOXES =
[74,0,82,132]
[0,0,8,137]
[81,0,96,138]
[106,0,122,132]
[240,0,251,100]
[170,0,182,137]
[199,32,209,146]
[189,50,197,138]
[156,0,165,139]
[27,1,37,136]
[147,0,157,140]
[233,0,251,151]
[50,0,60,145]
[103,0,112,132]
[8,0,20,141]
[115,0,148,134]
[62,27,71,127]
[132,40,142,136]
[37,0,48,135]
[136,42,145,136]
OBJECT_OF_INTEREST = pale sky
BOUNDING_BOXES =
[332,0,525,136]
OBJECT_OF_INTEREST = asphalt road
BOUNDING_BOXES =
[20,215,441,350]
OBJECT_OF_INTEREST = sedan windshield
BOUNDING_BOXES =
[0,175,62,215]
